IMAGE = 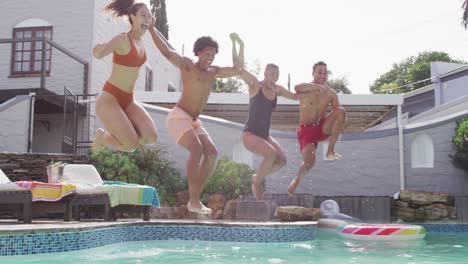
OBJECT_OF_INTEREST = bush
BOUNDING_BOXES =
[203,156,255,201]
[450,118,468,174]
[90,147,187,205]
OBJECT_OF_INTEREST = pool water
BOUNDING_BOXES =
[3,231,468,264]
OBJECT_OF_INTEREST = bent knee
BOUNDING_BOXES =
[140,131,158,145]
[263,149,278,161]
[303,158,316,171]
[304,163,315,171]
[204,147,218,159]
[337,107,347,117]
[118,134,139,152]
[276,157,287,168]
[120,142,138,152]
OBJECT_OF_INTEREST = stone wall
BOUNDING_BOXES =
[0,152,88,182]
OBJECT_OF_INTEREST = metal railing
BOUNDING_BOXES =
[0,37,89,94]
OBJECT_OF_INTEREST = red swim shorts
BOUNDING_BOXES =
[297,117,329,152]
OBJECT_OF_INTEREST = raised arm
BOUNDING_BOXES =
[230,32,244,72]
[93,34,127,59]
[239,69,260,95]
[276,85,309,100]
[214,33,245,78]
[294,83,323,93]
[148,17,184,68]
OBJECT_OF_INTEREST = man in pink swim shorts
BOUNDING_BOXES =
[150,23,242,214]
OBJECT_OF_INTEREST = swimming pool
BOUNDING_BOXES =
[1,221,468,263]
[2,231,468,263]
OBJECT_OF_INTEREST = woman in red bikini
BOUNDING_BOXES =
[91,0,157,154]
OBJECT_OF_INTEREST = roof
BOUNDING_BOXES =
[137,92,401,132]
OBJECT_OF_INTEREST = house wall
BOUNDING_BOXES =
[440,74,468,105]
[431,62,468,107]
[0,95,31,152]
[404,112,468,196]
[383,90,435,122]
[0,0,94,95]
[408,95,468,125]
[143,104,468,197]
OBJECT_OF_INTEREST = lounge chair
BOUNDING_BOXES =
[63,164,160,221]
[12,175,77,222]
[61,165,111,221]
[0,169,32,223]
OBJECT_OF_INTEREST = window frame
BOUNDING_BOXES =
[145,66,153,91]
[11,26,53,76]
[410,134,435,169]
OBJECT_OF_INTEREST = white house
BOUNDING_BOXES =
[0,0,181,154]
[1,1,467,199]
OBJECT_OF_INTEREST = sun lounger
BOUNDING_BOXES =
[0,169,32,223]
[63,164,160,221]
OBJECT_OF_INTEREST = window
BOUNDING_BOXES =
[11,27,53,75]
[411,134,434,168]
[145,67,153,91]
[168,81,176,92]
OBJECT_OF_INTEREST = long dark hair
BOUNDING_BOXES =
[104,0,147,24]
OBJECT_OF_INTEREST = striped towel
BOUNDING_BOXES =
[98,181,160,208]
[14,181,76,202]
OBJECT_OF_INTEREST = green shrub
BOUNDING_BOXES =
[204,156,255,201]
[450,118,468,174]
[90,147,187,205]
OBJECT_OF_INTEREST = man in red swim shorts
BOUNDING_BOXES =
[288,61,347,196]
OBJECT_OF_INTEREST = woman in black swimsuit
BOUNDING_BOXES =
[230,34,307,200]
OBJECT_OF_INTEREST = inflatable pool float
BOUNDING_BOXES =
[338,223,426,241]
[318,218,348,230]
[318,200,361,231]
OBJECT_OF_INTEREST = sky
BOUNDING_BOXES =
[145,0,468,94]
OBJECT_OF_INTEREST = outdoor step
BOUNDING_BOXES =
[235,200,277,221]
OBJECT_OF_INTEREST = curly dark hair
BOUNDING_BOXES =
[104,0,147,24]
[193,36,219,56]
[313,61,327,72]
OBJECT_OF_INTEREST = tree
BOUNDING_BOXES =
[327,76,352,94]
[150,0,169,40]
[463,1,468,29]
[212,78,244,93]
[212,60,261,93]
[450,118,468,174]
[370,51,466,94]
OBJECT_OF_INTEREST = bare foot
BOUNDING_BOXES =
[251,174,264,201]
[287,178,300,197]
[325,152,343,162]
[91,128,106,155]
[187,201,212,215]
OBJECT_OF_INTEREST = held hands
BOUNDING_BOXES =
[229,32,244,46]
[230,32,244,45]
[230,32,244,73]
[230,32,238,42]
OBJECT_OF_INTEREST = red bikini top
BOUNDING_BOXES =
[113,34,147,67]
